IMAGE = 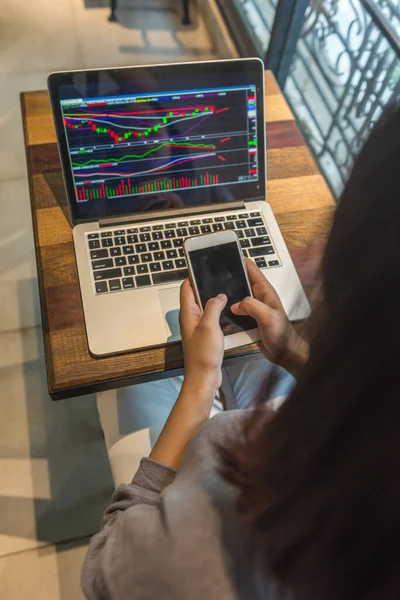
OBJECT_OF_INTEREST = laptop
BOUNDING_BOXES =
[48,58,309,356]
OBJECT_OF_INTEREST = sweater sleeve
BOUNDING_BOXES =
[82,457,176,599]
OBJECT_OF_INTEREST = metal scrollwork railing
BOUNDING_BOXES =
[284,0,400,195]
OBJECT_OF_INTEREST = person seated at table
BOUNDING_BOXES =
[82,102,400,600]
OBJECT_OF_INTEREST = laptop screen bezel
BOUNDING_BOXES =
[48,58,266,225]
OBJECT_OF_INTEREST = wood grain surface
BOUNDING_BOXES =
[21,71,335,400]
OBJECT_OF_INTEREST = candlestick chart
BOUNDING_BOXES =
[61,86,258,202]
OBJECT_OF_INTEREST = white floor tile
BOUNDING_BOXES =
[0,0,81,75]
[0,178,41,331]
[71,0,215,69]
[0,539,89,600]
[0,327,114,557]
[0,72,49,180]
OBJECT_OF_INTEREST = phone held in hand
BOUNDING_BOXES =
[184,230,261,350]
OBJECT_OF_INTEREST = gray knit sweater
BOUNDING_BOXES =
[82,411,287,600]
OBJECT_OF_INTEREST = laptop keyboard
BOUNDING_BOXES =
[86,211,281,295]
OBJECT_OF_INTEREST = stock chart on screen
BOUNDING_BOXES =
[60,85,259,203]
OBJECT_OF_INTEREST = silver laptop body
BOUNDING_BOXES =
[48,58,309,356]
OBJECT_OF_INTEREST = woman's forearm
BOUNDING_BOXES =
[149,377,216,470]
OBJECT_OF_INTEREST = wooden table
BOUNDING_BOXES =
[21,71,335,400]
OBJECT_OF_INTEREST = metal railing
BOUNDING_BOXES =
[217,0,400,197]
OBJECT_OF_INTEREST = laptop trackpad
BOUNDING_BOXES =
[158,287,181,342]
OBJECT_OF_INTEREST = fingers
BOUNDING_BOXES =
[201,294,227,329]
[244,258,283,310]
[179,278,202,336]
[231,295,275,327]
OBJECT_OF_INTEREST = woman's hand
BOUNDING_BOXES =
[231,259,309,379]
[179,278,227,393]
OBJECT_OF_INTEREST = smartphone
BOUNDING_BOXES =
[184,230,260,350]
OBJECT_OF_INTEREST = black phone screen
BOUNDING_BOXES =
[188,241,258,335]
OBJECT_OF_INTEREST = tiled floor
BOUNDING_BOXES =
[0,0,215,596]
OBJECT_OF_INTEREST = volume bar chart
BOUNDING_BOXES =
[76,173,220,200]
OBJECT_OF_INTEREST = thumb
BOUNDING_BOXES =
[201,294,227,327]
[231,296,274,326]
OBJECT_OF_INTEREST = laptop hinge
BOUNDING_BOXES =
[98,201,246,228]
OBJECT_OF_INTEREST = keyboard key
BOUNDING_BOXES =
[173,238,183,247]
[124,266,135,276]
[142,253,152,262]
[110,247,122,257]
[212,223,223,231]
[114,229,125,235]
[92,258,113,270]
[236,220,246,229]
[109,279,121,291]
[236,230,245,239]
[255,257,267,268]
[127,234,138,244]
[247,218,263,227]
[152,269,189,285]
[239,213,248,219]
[249,246,274,257]
[136,274,151,287]
[115,257,127,266]
[90,249,108,260]
[268,260,280,267]
[201,225,211,233]
[114,236,126,246]
[135,244,147,253]
[88,233,99,239]
[256,227,267,236]
[149,242,160,252]
[154,251,165,261]
[250,212,261,217]
[152,231,163,241]
[95,281,108,293]
[251,236,271,246]
[101,231,112,237]
[215,216,225,222]
[165,230,176,239]
[188,226,200,235]
[128,255,140,265]
[175,258,186,269]
[140,233,151,242]
[243,250,249,257]
[166,249,178,259]
[161,240,172,249]
[227,215,237,220]
[140,226,151,232]
[123,245,135,255]
[165,223,176,229]
[150,262,162,273]
[162,260,174,270]
[224,222,235,230]
[202,218,212,223]
[190,219,201,225]
[102,238,113,248]
[137,264,149,274]
[153,224,164,231]
[178,221,188,227]
[94,268,122,281]
[240,239,250,249]
[178,248,185,258]
[177,228,188,237]
[89,239,100,249]
[127,228,138,234]
[245,228,256,238]
[122,277,135,289]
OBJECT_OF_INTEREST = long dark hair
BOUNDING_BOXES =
[221,102,400,600]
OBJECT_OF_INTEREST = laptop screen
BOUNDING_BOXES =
[49,60,265,223]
